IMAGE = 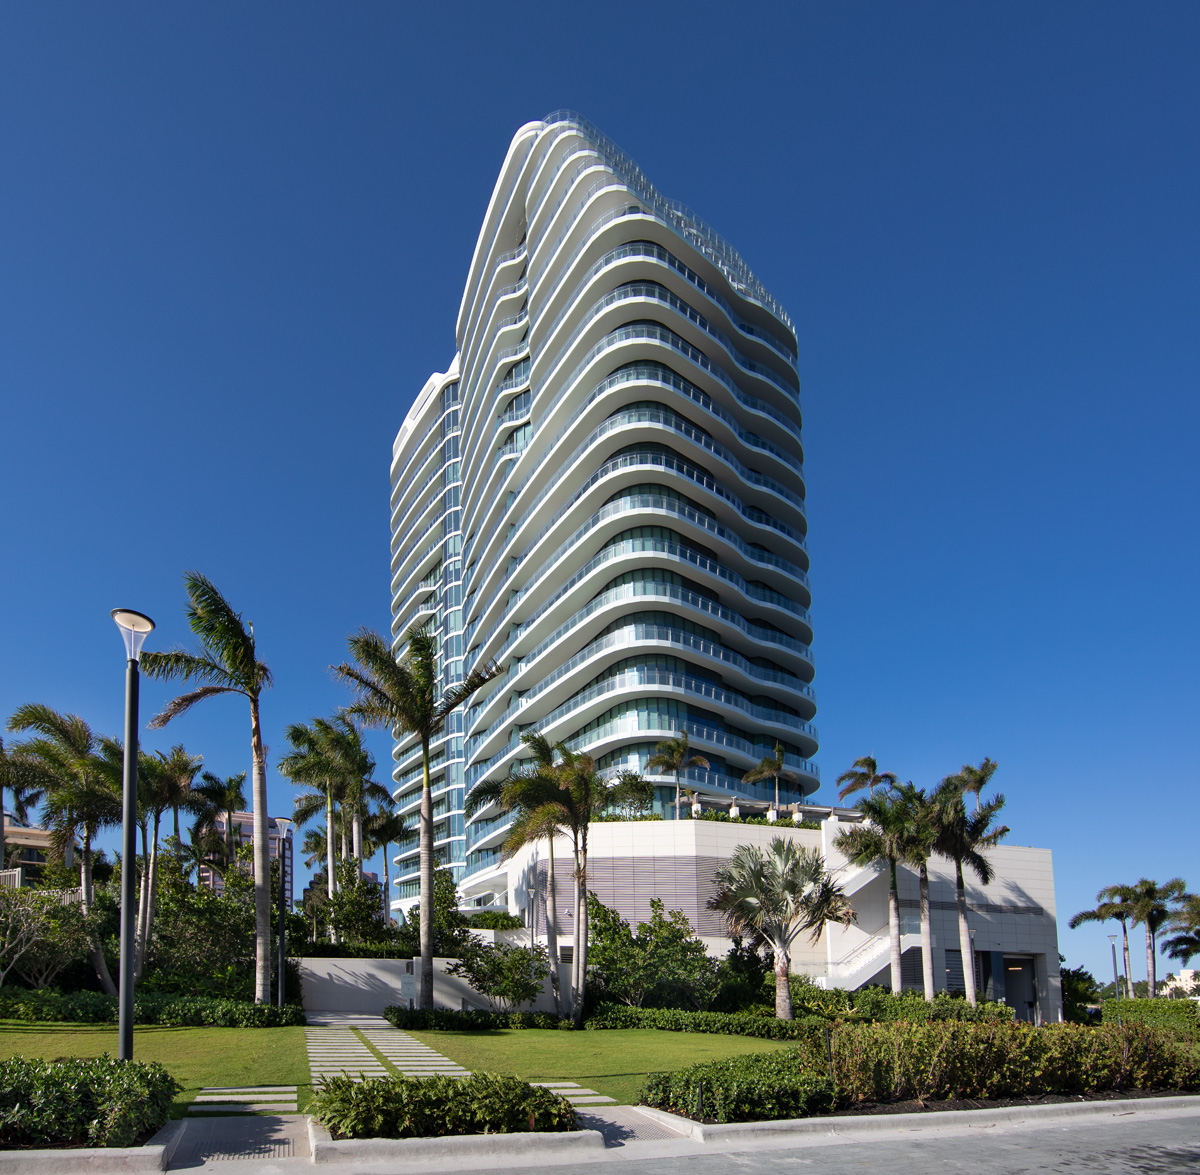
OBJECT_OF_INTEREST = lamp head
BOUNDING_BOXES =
[111,609,155,662]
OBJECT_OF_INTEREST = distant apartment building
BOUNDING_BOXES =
[197,812,294,909]
[2,814,78,884]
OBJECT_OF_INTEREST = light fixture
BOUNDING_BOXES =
[111,609,155,661]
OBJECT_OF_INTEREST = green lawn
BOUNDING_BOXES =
[0,1021,311,1116]
[408,1027,791,1105]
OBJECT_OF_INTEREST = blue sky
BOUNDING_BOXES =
[1,3,1196,985]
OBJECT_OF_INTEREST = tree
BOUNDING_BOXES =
[647,732,710,820]
[833,790,915,993]
[709,837,854,1019]
[140,571,275,1003]
[605,770,654,819]
[743,742,800,814]
[393,866,473,959]
[327,859,390,945]
[363,807,408,923]
[1162,893,1200,967]
[932,770,1009,1005]
[464,732,569,1017]
[0,888,59,987]
[0,735,52,870]
[957,757,998,812]
[13,900,90,989]
[835,755,897,804]
[1059,955,1101,1023]
[587,894,718,1009]
[892,781,938,1001]
[1124,877,1188,997]
[1069,887,1136,999]
[446,940,551,1012]
[194,770,248,868]
[7,705,118,994]
[333,624,500,1009]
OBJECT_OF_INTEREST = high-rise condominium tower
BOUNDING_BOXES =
[389,113,816,911]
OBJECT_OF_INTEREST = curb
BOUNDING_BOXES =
[634,1093,1200,1144]
[307,1117,606,1163]
[0,1120,186,1174]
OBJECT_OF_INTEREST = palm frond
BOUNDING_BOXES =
[148,685,241,729]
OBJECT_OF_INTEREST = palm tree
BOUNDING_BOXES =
[743,741,800,816]
[646,732,709,819]
[194,770,249,868]
[7,706,118,994]
[710,837,854,1019]
[1069,888,1135,999]
[363,807,409,924]
[1124,877,1188,997]
[465,732,569,1017]
[892,781,938,1001]
[140,571,275,1004]
[333,623,501,1009]
[1163,894,1200,967]
[833,790,916,993]
[179,819,227,881]
[932,773,1009,1005]
[835,755,898,803]
[956,757,998,812]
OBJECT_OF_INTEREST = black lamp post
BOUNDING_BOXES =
[111,608,155,1062]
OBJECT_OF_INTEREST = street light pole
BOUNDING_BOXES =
[111,609,155,1063]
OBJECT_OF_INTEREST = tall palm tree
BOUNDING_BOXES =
[743,741,800,816]
[1069,888,1135,999]
[956,757,998,812]
[140,571,275,1003]
[932,773,1009,1005]
[1124,877,1189,997]
[710,837,854,1019]
[646,732,709,820]
[892,781,938,1001]
[834,790,916,993]
[835,755,898,803]
[362,807,409,925]
[333,624,501,1009]
[7,706,118,994]
[179,818,227,881]
[465,732,569,1017]
[1163,894,1200,967]
[194,770,249,868]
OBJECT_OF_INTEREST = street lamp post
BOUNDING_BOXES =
[111,609,155,1062]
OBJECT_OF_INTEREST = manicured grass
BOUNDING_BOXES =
[408,1027,792,1106]
[0,1020,311,1116]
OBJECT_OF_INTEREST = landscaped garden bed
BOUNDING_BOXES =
[0,988,305,1027]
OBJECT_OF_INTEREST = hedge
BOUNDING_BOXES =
[382,1006,569,1032]
[0,988,306,1027]
[586,1005,830,1040]
[640,1021,1200,1121]
[1102,998,1200,1039]
[298,943,413,959]
[0,1056,180,1148]
[310,1072,577,1139]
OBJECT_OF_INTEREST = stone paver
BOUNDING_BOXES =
[185,1086,298,1117]
[531,1080,617,1105]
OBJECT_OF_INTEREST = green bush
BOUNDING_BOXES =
[641,1020,1200,1121]
[383,1005,562,1031]
[0,988,305,1027]
[685,810,821,830]
[465,911,524,930]
[845,987,1014,1024]
[298,942,413,959]
[0,1056,180,1148]
[642,1050,834,1123]
[1102,998,1200,1039]
[585,1003,829,1041]
[310,1072,577,1138]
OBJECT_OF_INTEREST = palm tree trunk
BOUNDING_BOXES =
[887,859,903,993]
[573,860,587,1027]
[1146,927,1157,998]
[919,862,935,1001]
[325,783,335,901]
[145,811,162,950]
[545,836,562,1019]
[674,769,681,820]
[382,838,391,925]
[81,829,117,997]
[1120,919,1132,998]
[418,739,435,1010]
[352,809,363,878]
[135,820,150,977]
[250,699,271,1005]
[225,806,235,867]
[955,859,977,1005]
[774,941,793,1020]
[0,785,6,867]
[173,806,180,845]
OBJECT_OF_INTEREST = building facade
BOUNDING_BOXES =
[197,811,294,909]
[389,113,817,912]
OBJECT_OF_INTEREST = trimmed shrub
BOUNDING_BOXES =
[642,1050,834,1123]
[1102,998,1200,1039]
[845,987,1014,1024]
[585,1004,829,1041]
[298,943,413,959]
[310,1072,577,1139]
[383,1005,562,1031]
[0,1056,180,1148]
[0,988,306,1027]
[641,1020,1200,1122]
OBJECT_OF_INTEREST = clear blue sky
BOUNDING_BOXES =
[1,3,1196,986]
